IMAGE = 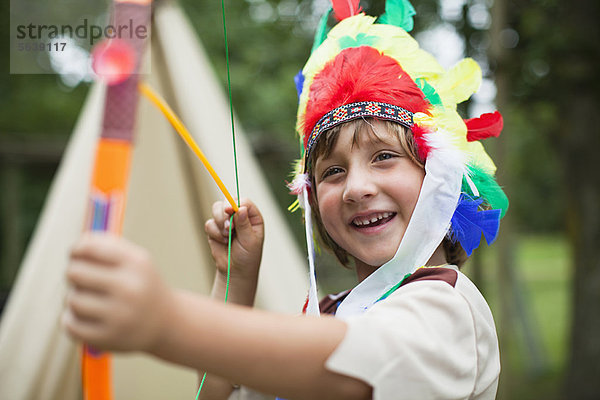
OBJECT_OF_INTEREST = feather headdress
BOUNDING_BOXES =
[292,0,508,317]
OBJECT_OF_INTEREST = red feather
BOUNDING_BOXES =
[410,123,433,161]
[465,111,503,142]
[331,0,362,21]
[302,46,429,145]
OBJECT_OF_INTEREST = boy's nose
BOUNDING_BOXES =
[342,170,377,203]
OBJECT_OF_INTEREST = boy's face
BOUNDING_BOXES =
[314,120,424,269]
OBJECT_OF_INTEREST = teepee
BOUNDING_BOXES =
[0,3,308,399]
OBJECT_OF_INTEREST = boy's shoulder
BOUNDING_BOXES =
[319,265,487,316]
[386,265,497,330]
[400,265,459,288]
[392,265,490,306]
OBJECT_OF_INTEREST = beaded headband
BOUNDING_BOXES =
[304,101,414,168]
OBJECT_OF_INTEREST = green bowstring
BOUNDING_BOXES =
[196,373,207,400]
[195,215,234,400]
[222,0,241,202]
[196,0,240,398]
[225,215,234,307]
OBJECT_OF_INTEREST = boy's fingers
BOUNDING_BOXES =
[70,234,133,265]
[212,201,227,226]
[223,219,231,237]
[233,207,251,235]
[224,205,235,215]
[239,198,264,227]
[62,309,107,348]
[224,197,238,215]
[207,238,229,266]
[215,200,237,224]
[66,288,110,321]
[248,207,264,228]
[66,260,116,292]
[204,219,229,244]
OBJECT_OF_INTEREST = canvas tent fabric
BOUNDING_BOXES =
[0,3,309,399]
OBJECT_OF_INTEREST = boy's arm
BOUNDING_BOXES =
[197,263,259,399]
[154,291,372,400]
[210,266,258,307]
[63,235,371,400]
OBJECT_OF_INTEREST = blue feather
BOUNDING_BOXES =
[294,70,304,101]
[449,194,501,256]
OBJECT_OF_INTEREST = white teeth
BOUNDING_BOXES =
[353,212,392,226]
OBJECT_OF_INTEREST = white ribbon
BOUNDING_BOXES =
[302,187,321,316]
[335,133,463,319]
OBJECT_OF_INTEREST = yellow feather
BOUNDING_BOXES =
[393,49,445,81]
[326,13,377,40]
[436,58,482,105]
[371,24,420,54]
[466,141,497,174]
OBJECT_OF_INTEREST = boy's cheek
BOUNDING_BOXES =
[316,187,340,211]
[317,197,340,227]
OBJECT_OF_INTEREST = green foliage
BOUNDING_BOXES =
[0,0,89,290]
[180,0,313,145]
[466,234,570,399]
[500,101,564,233]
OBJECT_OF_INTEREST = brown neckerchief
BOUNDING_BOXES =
[319,267,458,316]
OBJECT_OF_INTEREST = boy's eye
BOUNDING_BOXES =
[323,166,344,179]
[374,152,396,161]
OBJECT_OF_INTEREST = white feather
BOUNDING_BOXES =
[422,129,469,178]
[288,173,311,196]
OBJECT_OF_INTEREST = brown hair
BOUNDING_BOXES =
[307,118,468,268]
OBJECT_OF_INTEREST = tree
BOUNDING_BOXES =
[557,1,600,398]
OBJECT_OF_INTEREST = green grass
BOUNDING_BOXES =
[463,234,570,399]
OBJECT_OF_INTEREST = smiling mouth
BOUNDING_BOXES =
[351,212,396,228]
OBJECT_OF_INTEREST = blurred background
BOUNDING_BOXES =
[1,0,598,399]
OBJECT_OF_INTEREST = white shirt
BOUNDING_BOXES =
[326,266,499,399]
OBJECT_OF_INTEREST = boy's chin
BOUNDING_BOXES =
[353,254,395,269]
[350,239,403,268]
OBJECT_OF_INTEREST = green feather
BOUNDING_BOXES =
[416,78,443,106]
[463,165,509,218]
[338,33,378,49]
[311,8,331,54]
[378,0,416,32]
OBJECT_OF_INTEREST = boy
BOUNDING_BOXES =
[65,2,507,399]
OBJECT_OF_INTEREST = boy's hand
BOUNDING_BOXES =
[63,234,172,352]
[204,198,265,283]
